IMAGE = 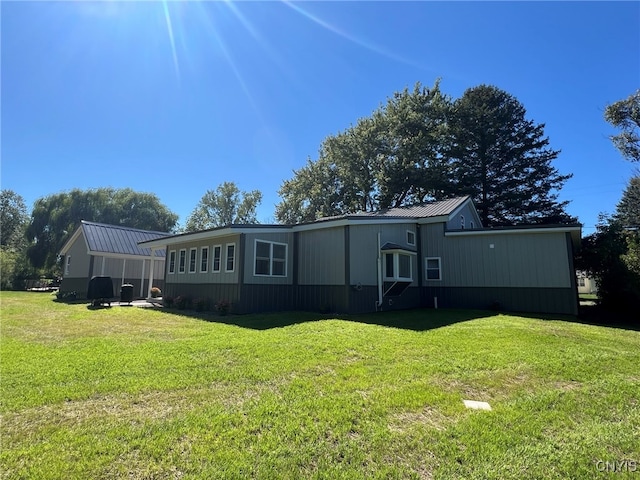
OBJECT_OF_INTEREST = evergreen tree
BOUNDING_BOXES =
[446,85,574,226]
[613,175,640,228]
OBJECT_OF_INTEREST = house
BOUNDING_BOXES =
[576,270,598,295]
[59,221,170,299]
[139,196,582,316]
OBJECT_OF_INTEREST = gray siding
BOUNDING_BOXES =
[166,234,240,285]
[422,225,572,288]
[243,232,294,285]
[297,226,345,285]
[64,235,91,279]
[424,286,577,316]
[164,283,241,310]
[446,203,482,230]
[349,223,419,287]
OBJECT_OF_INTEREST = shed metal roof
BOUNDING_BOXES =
[80,221,169,257]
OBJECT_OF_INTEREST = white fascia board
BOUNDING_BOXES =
[139,226,292,249]
[381,248,418,256]
[90,251,165,261]
[140,227,236,249]
[445,226,582,238]
[416,216,450,225]
[143,217,448,246]
[292,217,421,232]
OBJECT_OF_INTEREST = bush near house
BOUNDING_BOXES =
[174,295,192,310]
[193,297,212,312]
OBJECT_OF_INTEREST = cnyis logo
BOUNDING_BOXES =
[595,459,637,473]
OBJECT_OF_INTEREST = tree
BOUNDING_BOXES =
[276,81,450,223]
[605,90,640,162]
[446,85,574,226]
[185,182,262,232]
[26,188,178,272]
[613,175,640,229]
[276,82,574,226]
[276,114,386,224]
[0,190,33,289]
[1,190,28,247]
[614,175,640,278]
[576,215,640,313]
[375,81,451,208]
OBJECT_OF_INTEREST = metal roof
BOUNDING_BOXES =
[80,221,169,257]
[357,196,471,218]
[307,196,472,224]
[140,196,475,249]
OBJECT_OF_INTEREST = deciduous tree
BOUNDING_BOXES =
[0,190,33,289]
[276,81,450,223]
[185,182,262,231]
[605,90,640,162]
[1,189,28,248]
[26,188,178,271]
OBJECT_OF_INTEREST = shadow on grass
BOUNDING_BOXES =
[156,307,497,332]
[574,303,640,332]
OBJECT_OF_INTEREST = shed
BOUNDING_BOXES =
[59,221,170,299]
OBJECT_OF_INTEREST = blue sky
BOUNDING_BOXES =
[2,1,638,234]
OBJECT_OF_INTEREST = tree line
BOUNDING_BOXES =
[276,82,574,226]
[1,85,638,315]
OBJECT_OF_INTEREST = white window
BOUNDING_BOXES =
[407,230,416,246]
[225,243,236,272]
[65,255,71,275]
[178,249,186,273]
[188,248,197,273]
[212,245,222,272]
[254,240,287,277]
[168,250,176,274]
[200,246,209,273]
[426,257,442,281]
[470,221,475,229]
[384,252,413,281]
[577,277,586,287]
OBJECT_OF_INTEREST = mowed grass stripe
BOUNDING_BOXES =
[1,292,638,479]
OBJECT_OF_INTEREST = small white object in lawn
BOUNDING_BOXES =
[463,400,492,411]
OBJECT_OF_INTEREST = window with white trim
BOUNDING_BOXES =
[426,257,442,281]
[178,249,186,273]
[65,255,71,275]
[254,240,287,277]
[470,221,475,229]
[212,245,221,272]
[461,215,465,229]
[407,230,416,246]
[577,277,585,287]
[384,252,413,281]
[189,248,197,273]
[225,243,236,272]
[168,250,176,274]
[200,246,209,273]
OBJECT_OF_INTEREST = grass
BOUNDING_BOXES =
[1,291,639,479]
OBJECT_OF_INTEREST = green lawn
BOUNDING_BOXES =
[1,292,639,479]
